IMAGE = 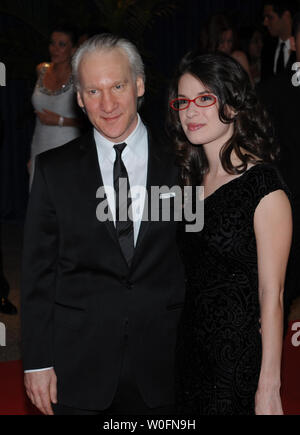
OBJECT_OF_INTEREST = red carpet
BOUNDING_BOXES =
[0,322,299,415]
[281,320,300,415]
[0,360,41,415]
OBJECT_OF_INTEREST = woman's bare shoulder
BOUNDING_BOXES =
[232,50,248,63]
[36,62,51,74]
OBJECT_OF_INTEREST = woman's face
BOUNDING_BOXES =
[218,29,234,54]
[177,73,234,149]
[249,31,263,60]
[49,32,75,65]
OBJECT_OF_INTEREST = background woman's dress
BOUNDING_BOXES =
[176,163,289,415]
[30,64,81,186]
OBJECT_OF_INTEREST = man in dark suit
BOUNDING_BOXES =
[21,34,185,415]
[261,0,297,81]
[259,12,300,329]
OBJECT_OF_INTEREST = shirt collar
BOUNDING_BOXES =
[93,114,147,163]
[278,38,291,50]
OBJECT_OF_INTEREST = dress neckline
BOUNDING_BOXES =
[204,163,267,201]
[37,63,73,96]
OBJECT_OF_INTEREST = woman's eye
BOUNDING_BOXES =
[201,95,213,101]
[178,99,188,106]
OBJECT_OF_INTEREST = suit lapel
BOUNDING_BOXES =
[79,129,172,271]
[132,132,167,261]
[79,130,120,249]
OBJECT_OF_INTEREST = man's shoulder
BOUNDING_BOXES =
[37,129,94,166]
[146,125,176,160]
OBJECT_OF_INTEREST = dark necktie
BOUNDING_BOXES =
[113,143,134,266]
[276,42,285,74]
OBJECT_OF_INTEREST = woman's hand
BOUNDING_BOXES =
[36,109,61,126]
[255,386,284,415]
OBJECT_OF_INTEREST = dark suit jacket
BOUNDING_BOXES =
[260,37,296,83]
[21,128,185,410]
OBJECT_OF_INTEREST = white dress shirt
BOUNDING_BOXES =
[94,114,148,246]
[25,114,149,374]
[274,38,291,74]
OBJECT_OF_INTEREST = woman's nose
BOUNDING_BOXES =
[186,101,199,117]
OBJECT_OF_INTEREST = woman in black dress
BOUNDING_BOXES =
[167,53,292,415]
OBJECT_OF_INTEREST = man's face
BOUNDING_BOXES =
[77,48,145,143]
[264,4,282,37]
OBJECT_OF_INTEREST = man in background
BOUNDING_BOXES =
[262,0,297,81]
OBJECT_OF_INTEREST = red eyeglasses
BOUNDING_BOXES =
[170,94,217,111]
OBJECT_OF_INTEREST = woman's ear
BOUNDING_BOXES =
[225,105,237,120]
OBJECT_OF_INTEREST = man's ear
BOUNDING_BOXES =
[283,10,292,22]
[77,91,84,109]
[290,36,296,51]
[136,76,145,98]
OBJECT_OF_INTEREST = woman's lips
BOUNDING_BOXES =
[187,123,206,132]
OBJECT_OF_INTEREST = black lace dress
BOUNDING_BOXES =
[176,163,289,415]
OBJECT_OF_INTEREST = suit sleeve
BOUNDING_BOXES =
[21,156,59,370]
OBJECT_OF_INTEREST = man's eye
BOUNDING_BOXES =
[115,84,124,90]
[89,90,98,95]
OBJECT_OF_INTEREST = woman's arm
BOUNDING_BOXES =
[35,109,83,128]
[254,189,292,415]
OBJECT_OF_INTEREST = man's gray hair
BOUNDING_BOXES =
[72,33,145,91]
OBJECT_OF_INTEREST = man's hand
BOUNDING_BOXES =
[24,369,57,415]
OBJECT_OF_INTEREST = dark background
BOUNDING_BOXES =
[0,0,271,220]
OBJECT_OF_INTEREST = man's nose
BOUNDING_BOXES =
[101,92,117,113]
